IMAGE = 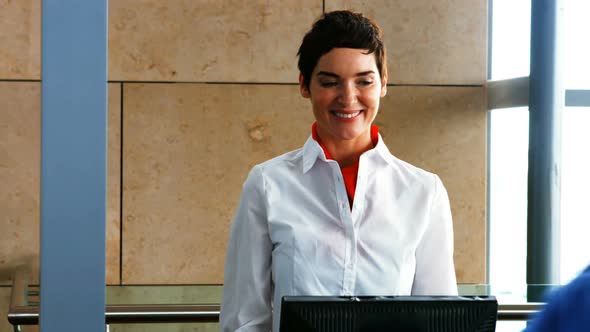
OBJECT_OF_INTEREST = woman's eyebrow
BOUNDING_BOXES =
[316,70,375,78]
[356,71,375,77]
[317,71,339,78]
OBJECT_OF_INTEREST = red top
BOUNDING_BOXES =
[311,122,379,208]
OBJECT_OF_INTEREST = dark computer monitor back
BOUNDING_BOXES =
[280,296,498,332]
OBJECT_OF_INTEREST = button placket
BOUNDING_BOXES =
[331,162,357,295]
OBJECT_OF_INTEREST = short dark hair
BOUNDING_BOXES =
[297,10,387,90]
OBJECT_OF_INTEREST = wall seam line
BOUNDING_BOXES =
[119,82,124,286]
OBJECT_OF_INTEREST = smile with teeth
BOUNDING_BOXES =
[332,110,362,118]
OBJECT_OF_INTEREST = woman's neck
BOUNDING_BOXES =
[321,131,373,168]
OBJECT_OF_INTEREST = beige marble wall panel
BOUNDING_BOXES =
[0,0,41,79]
[0,82,121,285]
[108,285,221,332]
[376,86,487,283]
[0,82,41,284]
[122,83,314,284]
[107,285,222,304]
[107,83,122,284]
[0,0,485,84]
[0,287,12,332]
[111,323,217,332]
[326,0,487,85]
[0,287,38,332]
[109,1,322,82]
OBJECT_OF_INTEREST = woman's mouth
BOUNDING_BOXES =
[331,110,362,119]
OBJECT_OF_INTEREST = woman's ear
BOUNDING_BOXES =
[380,74,388,98]
[299,73,310,98]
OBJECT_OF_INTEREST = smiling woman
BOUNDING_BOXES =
[219,10,458,332]
[300,48,387,167]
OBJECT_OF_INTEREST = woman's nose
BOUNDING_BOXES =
[337,83,357,106]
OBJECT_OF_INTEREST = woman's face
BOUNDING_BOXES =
[300,48,387,145]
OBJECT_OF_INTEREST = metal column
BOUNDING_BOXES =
[40,1,108,331]
[527,0,564,302]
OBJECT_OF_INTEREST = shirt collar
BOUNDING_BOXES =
[302,135,327,174]
[302,124,393,174]
[371,132,395,166]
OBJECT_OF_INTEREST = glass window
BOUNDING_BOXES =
[560,0,590,282]
[490,0,590,288]
[564,0,590,89]
[560,107,590,282]
[490,0,531,80]
[489,107,529,290]
[488,0,531,291]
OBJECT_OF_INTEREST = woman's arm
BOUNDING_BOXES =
[220,166,273,332]
[411,174,458,295]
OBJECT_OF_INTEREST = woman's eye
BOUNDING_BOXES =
[358,80,373,86]
[320,81,338,87]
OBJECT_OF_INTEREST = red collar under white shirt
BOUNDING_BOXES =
[311,122,379,208]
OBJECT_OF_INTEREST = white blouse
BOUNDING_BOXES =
[220,134,457,332]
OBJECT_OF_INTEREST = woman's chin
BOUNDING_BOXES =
[331,130,367,143]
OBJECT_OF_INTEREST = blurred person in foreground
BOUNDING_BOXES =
[524,265,590,332]
[220,10,457,332]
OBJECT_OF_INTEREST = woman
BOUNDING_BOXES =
[220,10,457,332]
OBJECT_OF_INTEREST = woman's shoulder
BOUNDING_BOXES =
[380,151,441,188]
[372,139,440,185]
[253,147,305,173]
